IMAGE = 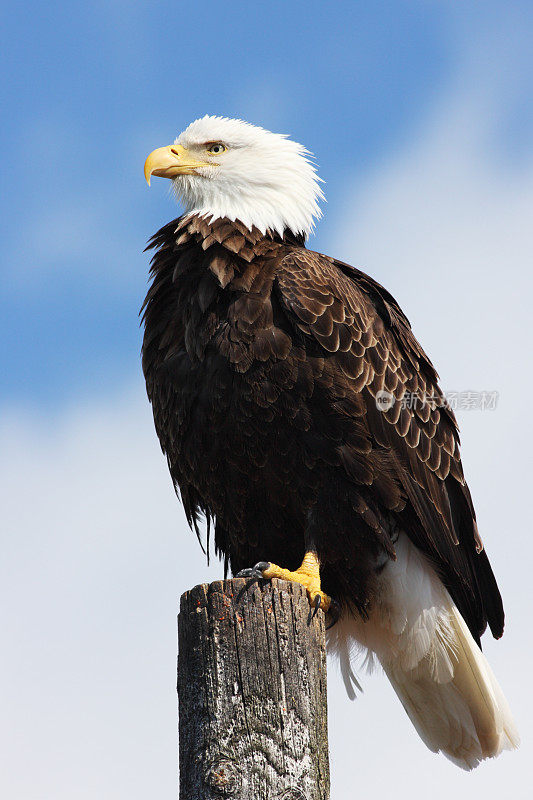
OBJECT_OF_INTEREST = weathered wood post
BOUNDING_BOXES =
[178,577,330,800]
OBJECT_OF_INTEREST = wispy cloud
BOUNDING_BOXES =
[0,387,223,799]
[327,27,532,799]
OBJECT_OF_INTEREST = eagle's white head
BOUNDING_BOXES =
[144,115,324,239]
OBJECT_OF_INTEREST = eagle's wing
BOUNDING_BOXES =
[276,248,503,643]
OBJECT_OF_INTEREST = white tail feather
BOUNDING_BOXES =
[327,534,519,769]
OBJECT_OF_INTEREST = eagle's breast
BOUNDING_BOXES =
[142,216,324,559]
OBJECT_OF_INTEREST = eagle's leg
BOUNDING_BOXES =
[237,550,332,612]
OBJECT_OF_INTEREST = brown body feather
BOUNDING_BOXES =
[142,215,503,643]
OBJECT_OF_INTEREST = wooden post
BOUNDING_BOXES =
[178,578,330,800]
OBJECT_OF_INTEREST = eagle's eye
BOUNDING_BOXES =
[206,143,226,155]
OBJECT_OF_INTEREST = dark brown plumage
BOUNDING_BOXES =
[141,214,503,645]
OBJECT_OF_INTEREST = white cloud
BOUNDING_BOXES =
[2,43,533,800]
[0,387,222,800]
[326,46,532,800]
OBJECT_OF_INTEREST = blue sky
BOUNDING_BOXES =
[2,3,533,799]
[0,0,482,409]
[3,1,532,412]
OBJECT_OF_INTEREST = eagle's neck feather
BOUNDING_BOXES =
[176,214,306,251]
[172,170,322,241]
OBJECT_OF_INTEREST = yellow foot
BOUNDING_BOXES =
[236,551,332,612]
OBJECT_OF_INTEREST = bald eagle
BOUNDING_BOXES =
[142,116,518,769]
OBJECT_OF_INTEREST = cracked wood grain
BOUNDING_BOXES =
[178,578,330,800]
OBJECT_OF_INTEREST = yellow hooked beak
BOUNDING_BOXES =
[144,144,210,185]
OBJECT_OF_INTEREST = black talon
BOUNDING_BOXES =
[236,567,256,578]
[312,594,322,619]
[236,577,261,601]
[235,562,272,600]
[307,594,321,625]
[326,598,341,630]
[236,561,271,580]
